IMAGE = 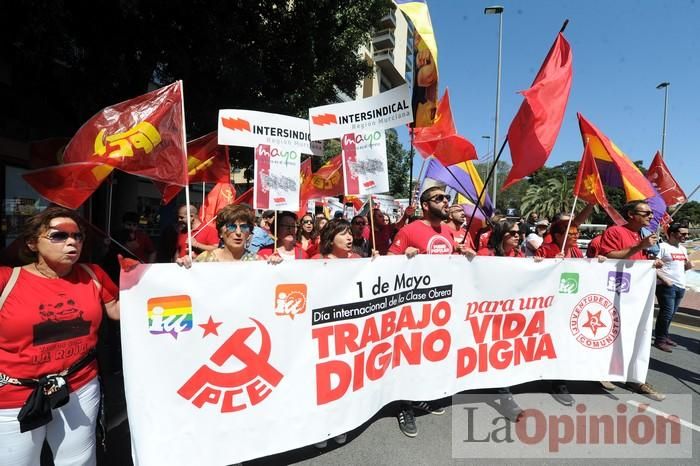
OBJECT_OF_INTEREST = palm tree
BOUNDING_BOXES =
[520,177,579,220]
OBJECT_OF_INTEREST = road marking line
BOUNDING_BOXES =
[669,322,700,332]
[626,400,700,433]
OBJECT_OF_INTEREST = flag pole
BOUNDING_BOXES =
[464,137,508,237]
[412,155,429,206]
[562,195,578,256]
[106,172,114,237]
[668,183,700,219]
[369,196,377,253]
[274,211,278,252]
[408,124,415,206]
[178,80,193,261]
[202,181,206,208]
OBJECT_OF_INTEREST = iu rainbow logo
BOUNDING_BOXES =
[147,295,194,339]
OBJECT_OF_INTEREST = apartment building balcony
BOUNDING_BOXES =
[373,48,404,87]
[372,29,395,51]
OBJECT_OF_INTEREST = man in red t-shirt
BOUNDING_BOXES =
[597,200,664,401]
[444,205,476,250]
[175,205,219,259]
[387,186,476,438]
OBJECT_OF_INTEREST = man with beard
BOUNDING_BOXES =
[175,205,219,259]
[598,200,664,400]
[444,204,478,249]
[388,186,475,437]
[389,187,475,257]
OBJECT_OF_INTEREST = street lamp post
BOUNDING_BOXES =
[656,82,670,158]
[485,5,504,208]
[481,135,491,159]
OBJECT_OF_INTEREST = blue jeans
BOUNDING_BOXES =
[655,284,685,341]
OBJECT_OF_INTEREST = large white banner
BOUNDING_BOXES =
[341,131,390,195]
[218,109,322,155]
[308,84,413,140]
[120,256,655,466]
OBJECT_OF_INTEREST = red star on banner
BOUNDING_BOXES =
[198,316,222,338]
[582,310,606,337]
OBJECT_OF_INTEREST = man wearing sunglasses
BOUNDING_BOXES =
[350,215,370,257]
[654,223,693,352]
[388,186,476,437]
[598,200,664,400]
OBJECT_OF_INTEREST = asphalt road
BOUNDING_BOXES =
[94,320,699,466]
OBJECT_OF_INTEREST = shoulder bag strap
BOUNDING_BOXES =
[78,263,102,291]
[0,267,21,310]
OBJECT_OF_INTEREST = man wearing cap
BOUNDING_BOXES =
[523,219,549,256]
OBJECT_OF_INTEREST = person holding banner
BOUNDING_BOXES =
[653,223,692,352]
[258,212,309,260]
[175,205,219,259]
[0,206,120,466]
[388,186,475,436]
[598,200,664,400]
[477,219,524,258]
[444,205,475,249]
[176,205,259,267]
[297,213,320,257]
[312,219,361,259]
[535,220,584,259]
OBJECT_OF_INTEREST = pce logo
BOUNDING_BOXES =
[607,271,631,293]
[274,284,307,319]
[147,295,193,339]
[177,318,283,412]
[558,273,579,294]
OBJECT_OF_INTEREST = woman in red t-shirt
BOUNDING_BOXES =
[476,219,524,258]
[312,219,362,260]
[0,206,119,465]
[535,220,584,259]
[297,213,320,257]
[257,212,309,261]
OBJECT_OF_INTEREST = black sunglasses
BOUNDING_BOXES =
[634,210,654,217]
[44,231,85,243]
[428,194,451,203]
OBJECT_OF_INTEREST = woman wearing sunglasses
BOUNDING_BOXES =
[0,206,120,465]
[297,213,320,257]
[258,211,309,261]
[176,205,259,267]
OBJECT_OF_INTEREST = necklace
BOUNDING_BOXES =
[34,263,62,279]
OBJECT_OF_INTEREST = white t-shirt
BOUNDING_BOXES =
[523,233,544,257]
[657,242,688,287]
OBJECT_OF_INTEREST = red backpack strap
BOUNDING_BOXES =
[0,267,21,310]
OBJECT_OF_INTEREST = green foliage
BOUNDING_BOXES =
[674,200,700,227]
[520,177,583,219]
[385,129,409,198]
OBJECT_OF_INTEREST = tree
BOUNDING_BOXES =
[674,200,700,227]
[520,177,583,219]
[385,129,410,198]
[1,0,392,141]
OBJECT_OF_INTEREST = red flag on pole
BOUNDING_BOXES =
[503,32,573,189]
[62,82,187,186]
[199,182,236,225]
[412,89,477,166]
[154,131,231,204]
[646,151,687,206]
[22,163,114,209]
[300,154,344,201]
[573,141,625,225]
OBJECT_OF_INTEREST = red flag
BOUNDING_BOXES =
[573,142,625,225]
[62,81,187,186]
[646,151,687,206]
[153,131,231,204]
[199,182,236,224]
[23,163,114,209]
[503,33,572,189]
[29,138,70,169]
[295,158,313,217]
[301,154,344,201]
[233,187,253,206]
[412,89,477,166]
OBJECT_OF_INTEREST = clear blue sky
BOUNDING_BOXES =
[401,0,699,199]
